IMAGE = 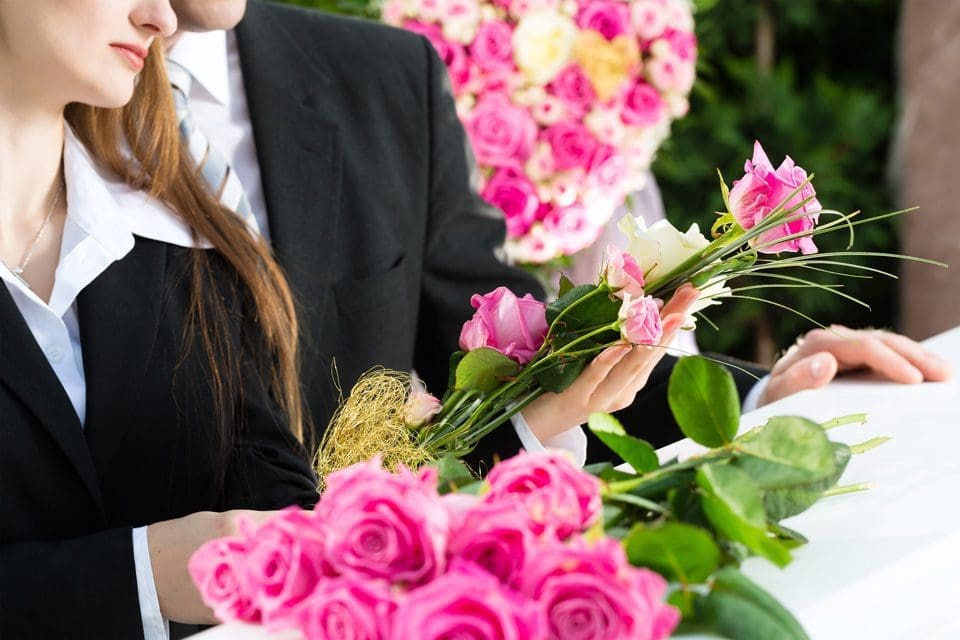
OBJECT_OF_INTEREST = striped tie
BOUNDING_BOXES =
[168,65,260,234]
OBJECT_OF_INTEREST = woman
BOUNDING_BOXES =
[0,2,316,637]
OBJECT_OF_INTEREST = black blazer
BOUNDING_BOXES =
[233,2,765,461]
[0,241,318,639]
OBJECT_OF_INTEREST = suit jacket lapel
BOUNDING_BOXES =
[78,240,166,476]
[0,285,105,516]
[235,3,343,311]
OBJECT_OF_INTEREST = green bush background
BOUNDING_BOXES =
[273,0,901,363]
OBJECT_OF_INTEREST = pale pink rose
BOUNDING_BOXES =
[390,560,546,640]
[295,578,397,640]
[483,450,602,540]
[189,537,261,624]
[447,501,535,587]
[621,81,665,127]
[509,0,561,19]
[404,390,442,427]
[414,0,444,21]
[631,0,668,40]
[662,27,697,61]
[381,0,408,25]
[586,144,629,195]
[728,141,821,254]
[483,166,542,238]
[542,203,604,256]
[240,508,328,629]
[458,286,548,364]
[543,121,599,171]
[403,21,472,93]
[604,245,646,299]
[646,51,691,93]
[466,96,538,166]
[530,94,568,126]
[664,0,695,32]
[441,0,481,43]
[525,141,558,182]
[576,0,632,40]
[317,459,449,587]
[548,64,597,119]
[471,20,515,72]
[521,538,680,640]
[439,492,481,534]
[585,107,627,146]
[618,293,663,345]
[505,223,562,263]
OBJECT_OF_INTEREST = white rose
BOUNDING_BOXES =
[512,11,578,86]
[618,215,730,319]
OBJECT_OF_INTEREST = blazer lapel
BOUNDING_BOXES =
[0,285,105,516]
[236,3,343,311]
[78,240,166,475]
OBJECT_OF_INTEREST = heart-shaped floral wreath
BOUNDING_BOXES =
[383,0,697,264]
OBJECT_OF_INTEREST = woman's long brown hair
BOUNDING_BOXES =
[65,42,304,448]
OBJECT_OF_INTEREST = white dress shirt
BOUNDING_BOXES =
[166,31,589,464]
[0,128,201,640]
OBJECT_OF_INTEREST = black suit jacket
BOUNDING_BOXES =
[0,241,318,639]
[233,2,765,461]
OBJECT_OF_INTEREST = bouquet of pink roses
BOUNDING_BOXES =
[316,141,930,477]
[382,0,697,265]
[190,451,680,640]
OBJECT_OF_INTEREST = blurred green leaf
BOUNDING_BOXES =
[732,416,836,489]
[763,442,852,520]
[624,522,721,584]
[695,567,810,640]
[587,413,659,472]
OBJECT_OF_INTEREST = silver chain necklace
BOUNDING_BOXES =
[2,179,65,290]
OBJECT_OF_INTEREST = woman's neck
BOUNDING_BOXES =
[0,91,67,243]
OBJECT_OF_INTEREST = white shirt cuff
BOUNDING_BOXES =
[742,375,771,414]
[133,526,170,640]
[511,413,588,467]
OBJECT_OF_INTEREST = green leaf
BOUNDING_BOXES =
[624,522,721,584]
[545,284,621,332]
[557,274,575,297]
[454,348,519,393]
[533,354,586,393]
[763,442,852,520]
[733,416,837,489]
[432,455,477,493]
[718,168,731,212]
[668,357,740,447]
[587,413,659,472]
[697,567,810,640]
[697,463,792,567]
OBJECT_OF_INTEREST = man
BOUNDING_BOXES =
[164,0,951,455]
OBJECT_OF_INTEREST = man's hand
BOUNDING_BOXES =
[758,325,954,406]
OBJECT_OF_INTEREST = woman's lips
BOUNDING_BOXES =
[111,43,148,71]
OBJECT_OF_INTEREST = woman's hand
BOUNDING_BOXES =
[522,284,700,441]
[147,510,277,624]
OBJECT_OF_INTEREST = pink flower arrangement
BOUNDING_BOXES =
[459,286,549,364]
[382,0,697,264]
[190,452,679,640]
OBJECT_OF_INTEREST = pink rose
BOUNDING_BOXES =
[631,0,668,40]
[317,459,449,587]
[447,501,535,587]
[458,286,548,364]
[621,81,665,126]
[483,450,602,540]
[543,121,599,171]
[646,51,693,94]
[404,390,442,427]
[482,166,542,238]
[403,21,472,93]
[728,141,821,254]
[439,492,481,534]
[241,508,327,628]
[506,223,562,264]
[662,27,697,61]
[471,21,515,73]
[295,578,398,640]
[390,561,546,640]
[542,203,604,256]
[548,65,597,118]
[604,245,646,299]
[521,538,680,640]
[530,94,568,126]
[618,293,663,346]
[189,537,261,624]
[586,144,629,195]
[466,96,538,166]
[576,0,632,40]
